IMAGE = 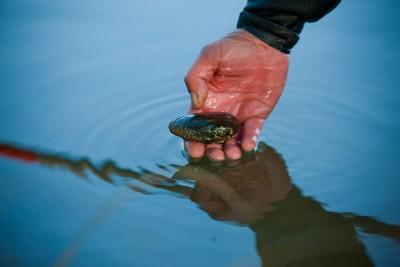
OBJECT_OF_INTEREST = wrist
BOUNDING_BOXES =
[231,29,289,60]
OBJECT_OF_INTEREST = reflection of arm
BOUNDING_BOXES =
[237,0,341,53]
[251,187,374,267]
[343,213,400,241]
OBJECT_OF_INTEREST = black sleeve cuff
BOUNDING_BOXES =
[237,11,302,54]
[236,0,341,54]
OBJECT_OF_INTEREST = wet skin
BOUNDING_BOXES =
[184,30,288,161]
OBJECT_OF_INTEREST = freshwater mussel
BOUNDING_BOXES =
[169,112,240,144]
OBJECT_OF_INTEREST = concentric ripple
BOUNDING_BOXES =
[78,76,190,168]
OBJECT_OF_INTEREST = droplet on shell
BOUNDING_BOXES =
[169,112,240,144]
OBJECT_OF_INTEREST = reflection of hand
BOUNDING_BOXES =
[174,143,292,224]
[184,30,289,161]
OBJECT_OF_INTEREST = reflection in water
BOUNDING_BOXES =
[0,143,191,197]
[1,142,399,266]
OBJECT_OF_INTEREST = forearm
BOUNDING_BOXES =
[237,0,341,53]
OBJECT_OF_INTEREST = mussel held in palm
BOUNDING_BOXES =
[169,112,240,144]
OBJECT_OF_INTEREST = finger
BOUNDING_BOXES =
[224,138,242,160]
[241,118,265,152]
[184,141,206,159]
[206,143,225,162]
[184,45,219,109]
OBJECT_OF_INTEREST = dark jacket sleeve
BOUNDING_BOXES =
[237,0,341,53]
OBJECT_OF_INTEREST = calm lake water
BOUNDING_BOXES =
[1,0,400,266]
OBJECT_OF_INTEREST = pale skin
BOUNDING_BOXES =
[184,30,289,161]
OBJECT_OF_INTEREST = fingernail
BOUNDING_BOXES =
[190,93,200,109]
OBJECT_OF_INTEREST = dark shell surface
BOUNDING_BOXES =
[169,113,240,144]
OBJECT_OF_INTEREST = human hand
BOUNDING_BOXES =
[184,30,289,161]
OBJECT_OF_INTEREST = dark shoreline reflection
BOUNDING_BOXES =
[1,142,399,266]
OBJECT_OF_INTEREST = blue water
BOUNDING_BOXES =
[1,1,399,266]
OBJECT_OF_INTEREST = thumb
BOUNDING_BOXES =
[184,75,208,109]
[185,44,219,109]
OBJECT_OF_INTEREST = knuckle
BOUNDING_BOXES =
[184,74,194,89]
[200,44,211,54]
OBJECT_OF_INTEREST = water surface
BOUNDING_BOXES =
[1,0,399,266]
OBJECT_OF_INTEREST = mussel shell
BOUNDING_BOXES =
[169,112,240,144]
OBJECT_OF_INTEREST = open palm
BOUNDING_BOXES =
[185,30,289,161]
